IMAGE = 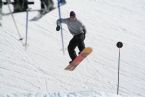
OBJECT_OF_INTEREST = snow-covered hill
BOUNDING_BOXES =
[0,0,145,97]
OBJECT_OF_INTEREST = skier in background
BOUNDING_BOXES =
[0,0,2,15]
[56,11,86,63]
[0,0,2,26]
[14,0,28,12]
[59,0,66,5]
[40,0,54,13]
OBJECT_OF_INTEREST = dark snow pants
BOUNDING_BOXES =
[40,0,54,10]
[14,0,28,12]
[68,33,85,61]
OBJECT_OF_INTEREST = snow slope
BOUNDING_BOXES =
[0,0,145,97]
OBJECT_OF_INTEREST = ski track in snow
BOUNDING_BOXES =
[1,0,145,97]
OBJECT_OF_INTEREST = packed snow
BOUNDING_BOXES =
[0,0,145,97]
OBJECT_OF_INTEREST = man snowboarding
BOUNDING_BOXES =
[56,11,87,63]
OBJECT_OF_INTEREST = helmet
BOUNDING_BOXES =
[70,11,76,17]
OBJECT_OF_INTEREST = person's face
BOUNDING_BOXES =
[70,15,76,20]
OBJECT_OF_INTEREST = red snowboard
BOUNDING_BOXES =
[65,47,93,71]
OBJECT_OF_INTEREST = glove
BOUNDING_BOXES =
[56,25,60,31]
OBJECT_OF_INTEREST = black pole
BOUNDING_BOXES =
[117,48,120,95]
[116,42,123,95]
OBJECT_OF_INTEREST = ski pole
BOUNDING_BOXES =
[7,0,23,40]
[57,0,65,55]
[116,41,123,95]
[25,8,28,46]
[25,8,30,48]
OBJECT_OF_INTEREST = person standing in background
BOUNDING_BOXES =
[40,0,54,13]
[13,0,28,12]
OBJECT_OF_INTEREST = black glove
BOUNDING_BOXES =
[56,25,60,31]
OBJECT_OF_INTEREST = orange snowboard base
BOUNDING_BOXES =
[65,47,93,71]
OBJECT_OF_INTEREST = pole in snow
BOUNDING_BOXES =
[116,41,123,95]
[57,0,65,55]
[25,8,30,49]
[7,0,23,40]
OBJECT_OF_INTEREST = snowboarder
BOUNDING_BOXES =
[56,11,86,63]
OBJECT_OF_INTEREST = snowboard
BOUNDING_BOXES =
[65,47,93,71]
[29,11,47,21]
[29,8,55,21]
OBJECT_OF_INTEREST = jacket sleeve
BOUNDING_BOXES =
[79,20,87,34]
[56,18,68,26]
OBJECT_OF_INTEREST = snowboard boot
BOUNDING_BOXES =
[69,56,77,64]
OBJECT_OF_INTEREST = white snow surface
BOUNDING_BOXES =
[0,0,145,97]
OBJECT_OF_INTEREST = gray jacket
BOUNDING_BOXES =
[57,18,86,36]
